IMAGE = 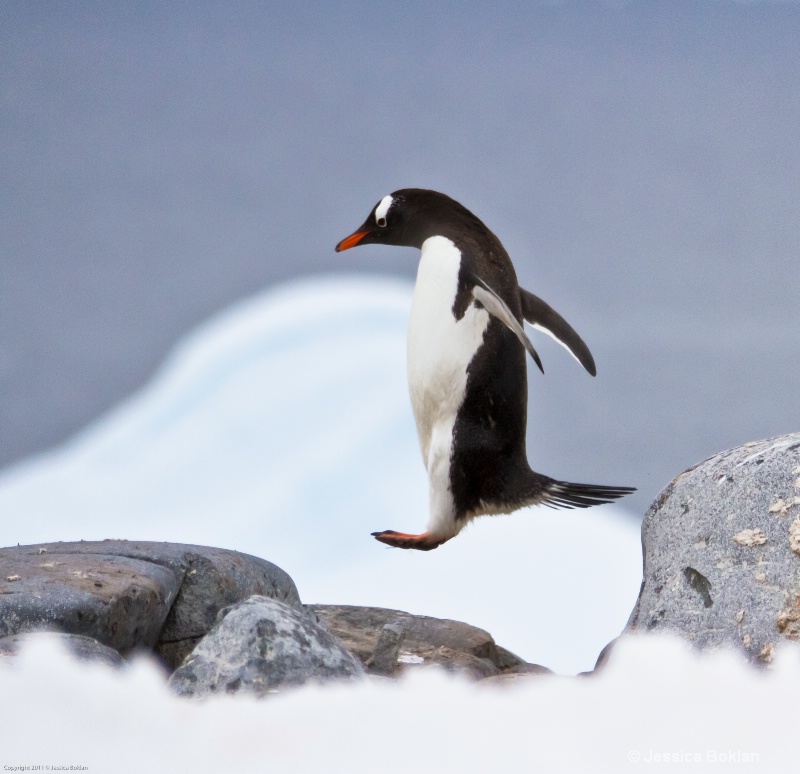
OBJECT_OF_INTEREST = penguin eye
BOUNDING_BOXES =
[374,194,393,229]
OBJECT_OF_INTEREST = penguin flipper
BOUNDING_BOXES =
[471,282,545,373]
[518,288,596,376]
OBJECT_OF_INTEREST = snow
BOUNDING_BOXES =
[0,633,795,771]
[0,275,641,673]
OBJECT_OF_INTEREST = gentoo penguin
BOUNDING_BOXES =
[336,188,634,550]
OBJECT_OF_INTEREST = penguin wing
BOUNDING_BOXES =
[471,280,545,373]
[518,287,597,376]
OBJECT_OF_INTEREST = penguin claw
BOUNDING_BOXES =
[371,530,445,551]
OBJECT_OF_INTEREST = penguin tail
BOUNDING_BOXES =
[538,478,636,509]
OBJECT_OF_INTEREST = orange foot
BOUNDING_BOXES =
[371,530,448,551]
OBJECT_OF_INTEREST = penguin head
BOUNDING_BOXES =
[335,188,479,252]
[335,191,413,252]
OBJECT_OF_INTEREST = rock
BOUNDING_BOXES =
[0,550,178,655]
[494,644,529,671]
[627,433,800,663]
[169,596,363,697]
[476,660,554,689]
[310,604,526,679]
[0,632,126,668]
[477,668,554,688]
[580,637,618,677]
[499,662,554,676]
[368,622,406,676]
[0,541,300,665]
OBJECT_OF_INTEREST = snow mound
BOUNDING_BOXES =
[0,633,794,772]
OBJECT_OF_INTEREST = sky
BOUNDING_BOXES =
[1,1,799,522]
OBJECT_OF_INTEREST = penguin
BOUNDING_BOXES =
[335,188,634,551]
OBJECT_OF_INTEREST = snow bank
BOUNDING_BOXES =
[0,633,794,772]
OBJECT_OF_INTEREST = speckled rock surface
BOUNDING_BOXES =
[0,550,178,654]
[627,433,800,663]
[310,604,527,680]
[0,632,127,668]
[169,596,364,697]
[0,541,300,663]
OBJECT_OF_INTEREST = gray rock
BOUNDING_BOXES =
[0,632,126,668]
[579,637,618,677]
[627,433,800,663]
[498,662,554,676]
[169,596,363,697]
[146,544,301,668]
[494,644,530,671]
[310,604,527,679]
[0,541,301,664]
[368,622,406,676]
[0,550,178,655]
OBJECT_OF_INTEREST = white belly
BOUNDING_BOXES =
[407,236,490,534]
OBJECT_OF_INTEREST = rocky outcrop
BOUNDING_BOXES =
[309,604,530,679]
[0,539,548,688]
[0,540,301,666]
[169,596,364,697]
[627,433,800,663]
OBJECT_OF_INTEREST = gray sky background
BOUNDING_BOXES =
[1,1,799,519]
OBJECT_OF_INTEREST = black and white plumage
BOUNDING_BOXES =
[336,189,634,550]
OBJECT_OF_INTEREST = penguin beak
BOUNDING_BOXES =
[335,230,370,252]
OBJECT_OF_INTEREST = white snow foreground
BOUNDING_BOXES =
[0,634,794,772]
[0,275,641,673]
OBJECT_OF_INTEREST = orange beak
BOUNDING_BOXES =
[335,230,370,252]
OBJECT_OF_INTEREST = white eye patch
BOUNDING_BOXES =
[375,195,393,227]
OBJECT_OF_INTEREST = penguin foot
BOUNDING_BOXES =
[371,530,446,551]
